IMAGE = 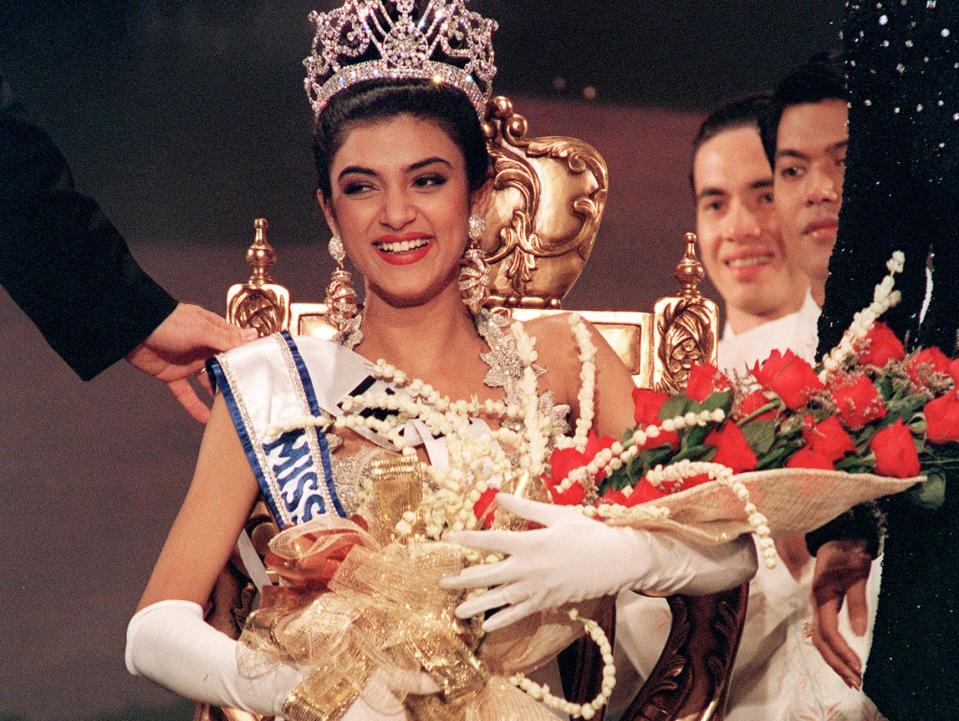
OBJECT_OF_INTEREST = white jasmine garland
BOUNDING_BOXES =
[550,408,725,496]
[507,608,616,719]
[568,314,598,453]
[819,250,906,380]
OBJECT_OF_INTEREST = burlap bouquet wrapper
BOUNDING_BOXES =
[605,468,921,543]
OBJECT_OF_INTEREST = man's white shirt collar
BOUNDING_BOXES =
[718,290,820,376]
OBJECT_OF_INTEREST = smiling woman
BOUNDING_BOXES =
[318,108,479,310]
[119,2,758,720]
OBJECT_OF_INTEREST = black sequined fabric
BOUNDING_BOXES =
[821,1,959,355]
[819,3,959,717]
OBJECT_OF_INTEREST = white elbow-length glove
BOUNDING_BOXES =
[441,494,757,632]
[126,600,303,717]
[126,600,439,720]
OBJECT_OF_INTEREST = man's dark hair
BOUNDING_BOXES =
[689,93,772,195]
[759,51,847,167]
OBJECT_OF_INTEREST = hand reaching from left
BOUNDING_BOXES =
[441,494,757,633]
[125,302,257,422]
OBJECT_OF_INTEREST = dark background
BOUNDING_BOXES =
[0,3,841,719]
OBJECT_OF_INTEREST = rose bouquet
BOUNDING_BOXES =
[536,251,956,568]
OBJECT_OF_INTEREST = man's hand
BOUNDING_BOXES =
[125,303,257,422]
[811,539,873,689]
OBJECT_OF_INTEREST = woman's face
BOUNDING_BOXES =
[321,114,474,308]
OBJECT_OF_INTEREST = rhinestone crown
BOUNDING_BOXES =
[304,0,497,121]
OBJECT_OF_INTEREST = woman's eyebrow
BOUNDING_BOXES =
[337,165,376,181]
[406,156,452,172]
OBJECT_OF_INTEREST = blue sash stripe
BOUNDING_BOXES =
[207,357,287,527]
[280,332,347,518]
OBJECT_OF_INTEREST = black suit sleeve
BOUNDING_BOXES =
[0,76,177,380]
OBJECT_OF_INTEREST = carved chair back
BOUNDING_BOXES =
[214,96,747,721]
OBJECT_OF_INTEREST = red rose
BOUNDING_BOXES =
[857,323,905,368]
[542,433,616,505]
[472,487,499,528]
[548,483,584,505]
[680,472,712,490]
[786,447,835,470]
[949,358,959,386]
[752,349,824,410]
[705,423,758,474]
[630,388,679,449]
[542,447,587,505]
[907,347,951,386]
[598,488,629,506]
[870,419,920,478]
[626,477,667,506]
[632,388,669,425]
[802,416,856,462]
[685,363,731,402]
[734,390,778,422]
[830,375,887,429]
[924,393,959,444]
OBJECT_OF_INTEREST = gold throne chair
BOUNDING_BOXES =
[215,96,747,721]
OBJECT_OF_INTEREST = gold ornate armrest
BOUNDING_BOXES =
[620,585,749,721]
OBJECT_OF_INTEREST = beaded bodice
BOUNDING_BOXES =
[328,311,571,517]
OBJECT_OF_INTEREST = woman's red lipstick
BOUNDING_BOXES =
[373,232,433,266]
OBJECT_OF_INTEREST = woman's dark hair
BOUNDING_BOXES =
[312,79,490,199]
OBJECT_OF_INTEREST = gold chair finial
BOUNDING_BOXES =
[674,232,706,299]
[245,218,276,287]
[227,218,290,335]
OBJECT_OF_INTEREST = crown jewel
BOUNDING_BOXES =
[304,0,497,121]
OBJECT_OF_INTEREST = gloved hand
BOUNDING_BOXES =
[341,667,440,721]
[125,599,302,716]
[442,494,757,632]
[127,600,439,719]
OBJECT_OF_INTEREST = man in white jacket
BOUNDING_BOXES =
[687,94,815,376]
[611,88,881,721]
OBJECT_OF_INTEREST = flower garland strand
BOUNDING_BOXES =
[820,250,905,379]
[507,608,615,720]
[569,314,598,452]
[550,408,727,496]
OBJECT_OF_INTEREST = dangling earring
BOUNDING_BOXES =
[324,235,359,335]
[459,214,491,314]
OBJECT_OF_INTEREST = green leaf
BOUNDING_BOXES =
[741,419,777,455]
[878,375,894,400]
[602,465,632,493]
[633,445,675,477]
[659,396,691,422]
[672,444,716,464]
[908,473,945,510]
[703,389,734,413]
[683,424,711,451]
[754,439,802,470]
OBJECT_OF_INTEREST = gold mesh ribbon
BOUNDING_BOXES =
[238,511,570,721]
[607,469,921,543]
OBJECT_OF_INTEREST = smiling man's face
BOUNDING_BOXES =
[693,124,807,333]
